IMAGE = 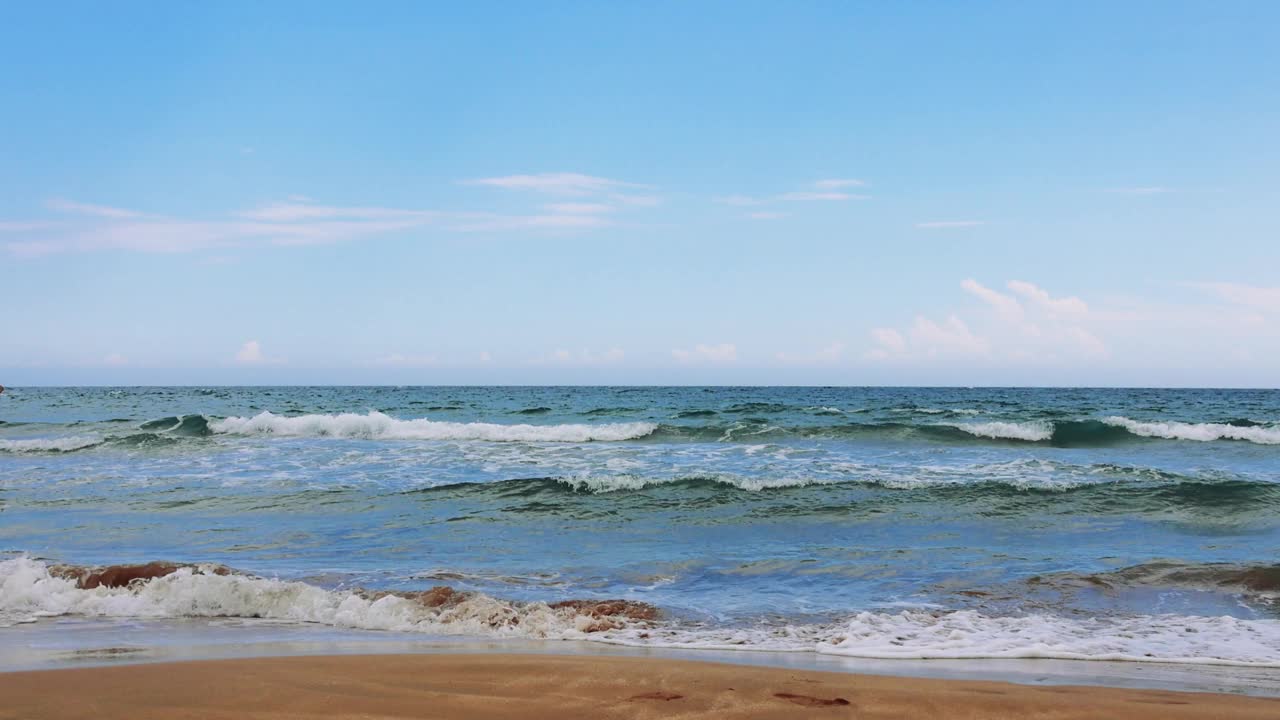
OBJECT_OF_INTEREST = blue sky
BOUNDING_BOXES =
[2,2,1278,386]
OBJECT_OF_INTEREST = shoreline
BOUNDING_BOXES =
[7,617,1280,697]
[2,653,1278,719]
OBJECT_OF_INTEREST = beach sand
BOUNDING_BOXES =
[0,654,1276,719]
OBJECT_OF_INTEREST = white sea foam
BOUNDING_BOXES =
[209,411,656,442]
[950,421,1053,442]
[0,436,101,453]
[1104,417,1280,445]
[816,610,1280,666]
[0,558,632,637]
[601,611,1280,667]
[4,558,1278,666]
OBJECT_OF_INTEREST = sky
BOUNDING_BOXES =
[2,2,1278,387]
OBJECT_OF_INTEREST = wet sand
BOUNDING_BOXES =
[1,653,1277,719]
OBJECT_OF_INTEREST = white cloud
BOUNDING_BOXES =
[234,340,283,365]
[1063,326,1108,357]
[961,278,1023,320]
[911,315,990,356]
[717,179,870,207]
[463,173,642,195]
[102,353,127,366]
[478,351,493,363]
[672,343,737,364]
[235,341,264,364]
[0,221,61,233]
[746,211,787,220]
[6,198,442,256]
[453,213,611,232]
[1007,280,1088,314]
[239,202,438,222]
[542,203,614,215]
[1191,282,1280,314]
[777,191,865,201]
[5,187,650,255]
[812,179,866,189]
[46,198,145,219]
[870,328,906,355]
[868,279,1112,364]
[916,221,985,229]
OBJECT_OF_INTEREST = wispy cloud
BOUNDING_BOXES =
[45,198,146,219]
[777,191,865,201]
[542,203,614,215]
[239,203,439,222]
[812,179,866,189]
[462,173,644,195]
[453,213,612,232]
[746,211,787,220]
[916,221,985,229]
[716,179,870,207]
[0,221,61,233]
[5,182,652,255]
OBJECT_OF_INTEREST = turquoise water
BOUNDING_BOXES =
[2,386,1279,665]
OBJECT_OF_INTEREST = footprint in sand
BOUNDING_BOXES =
[775,692,852,707]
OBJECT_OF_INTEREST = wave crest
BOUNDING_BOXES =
[0,558,655,636]
[950,421,1053,442]
[0,436,102,454]
[209,412,657,442]
[1104,417,1280,445]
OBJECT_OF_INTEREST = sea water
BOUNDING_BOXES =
[2,386,1279,676]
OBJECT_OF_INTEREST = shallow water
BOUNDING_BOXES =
[2,386,1279,669]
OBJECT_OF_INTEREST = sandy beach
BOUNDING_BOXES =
[1,654,1276,720]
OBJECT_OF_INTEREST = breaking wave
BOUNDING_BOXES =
[4,558,1278,667]
[0,558,655,636]
[1104,417,1280,445]
[209,411,658,442]
[950,421,1054,442]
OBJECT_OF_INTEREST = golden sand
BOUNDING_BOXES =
[1,653,1275,719]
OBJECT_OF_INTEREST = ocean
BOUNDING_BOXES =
[2,386,1279,679]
